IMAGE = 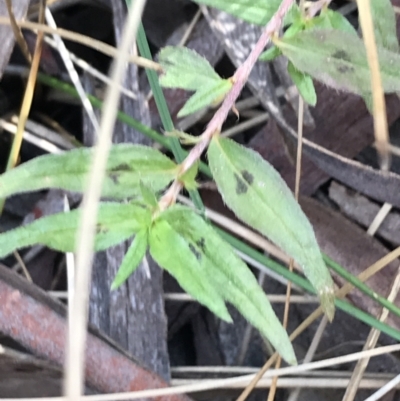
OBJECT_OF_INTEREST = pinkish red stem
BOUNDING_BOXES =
[159,0,296,210]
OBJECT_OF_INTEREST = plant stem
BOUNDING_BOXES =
[159,0,296,208]
[38,72,400,328]
[136,22,205,212]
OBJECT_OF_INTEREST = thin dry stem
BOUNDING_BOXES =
[45,8,99,132]
[178,9,202,47]
[356,0,390,171]
[267,90,305,401]
[5,4,45,171]
[65,0,147,398]
[2,344,400,401]
[365,374,400,401]
[5,0,32,64]
[0,1,45,215]
[12,251,32,282]
[235,245,400,401]
[0,17,161,71]
[43,36,137,100]
[342,264,400,401]
[367,202,392,236]
[287,316,329,401]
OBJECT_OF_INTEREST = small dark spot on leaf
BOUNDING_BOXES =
[241,170,254,185]
[332,50,351,62]
[196,238,206,251]
[337,63,354,74]
[96,224,108,234]
[109,173,120,184]
[189,243,201,261]
[235,173,248,195]
[110,163,132,172]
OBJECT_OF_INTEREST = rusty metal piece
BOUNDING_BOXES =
[0,265,191,401]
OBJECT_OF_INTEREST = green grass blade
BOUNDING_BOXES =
[136,23,205,211]
[324,254,400,319]
[218,228,400,341]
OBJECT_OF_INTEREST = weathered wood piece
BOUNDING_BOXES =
[0,264,191,401]
[85,0,170,381]
[329,181,400,246]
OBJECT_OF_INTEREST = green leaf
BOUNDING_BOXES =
[179,161,199,190]
[159,46,222,90]
[111,229,148,290]
[287,61,317,106]
[308,9,357,35]
[177,79,232,117]
[259,46,281,62]
[0,144,178,200]
[370,0,399,52]
[191,0,299,26]
[165,130,201,145]
[139,181,158,207]
[158,46,232,117]
[277,29,400,96]
[149,217,232,322]
[208,136,335,319]
[0,202,150,258]
[190,0,281,26]
[259,21,303,63]
[284,19,306,39]
[159,205,297,365]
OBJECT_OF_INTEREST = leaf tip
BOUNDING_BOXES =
[220,309,233,324]
[319,286,335,322]
[111,276,127,291]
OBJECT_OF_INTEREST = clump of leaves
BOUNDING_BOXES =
[5,0,396,365]
[158,46,232,116]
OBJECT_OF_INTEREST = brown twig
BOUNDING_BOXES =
[356,0,390,171]
[0,0,46,216]
[0,17,162,71]
[5,0,32,64]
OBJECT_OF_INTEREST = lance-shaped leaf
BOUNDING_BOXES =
[191,0,298,26]
[208,136,335,320]
[370,0,399,52]
[259,45,281,62]
[259,20,303,62]
[139,182,158,208]
[158,205,297,365]
[308,9,357,35]
[111,229,148,290]
[287,61,316,106]
[178,161,199,190]
[149,217,231,322]
[0,202,150,258]
[276,29,400,96]
[159,46,222,90]
[0,144,178,200]
[178,79,232,117]
[260,10,356,63]
[158,46,232,117]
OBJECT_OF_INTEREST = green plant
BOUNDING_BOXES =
[1,0,398,365]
